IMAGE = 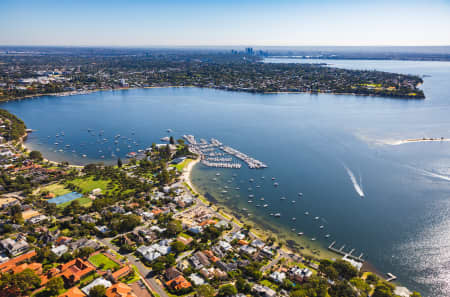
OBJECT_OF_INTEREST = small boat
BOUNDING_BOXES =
[314,216,319,220]
[249,178,254,182]
[274,213,281,217]
[256,204,260,207]
[82,154,87,158]
[242,208,248,211]
[54,142,59,145]
[235,187,240,190]
[298,232,304,236]
[292,217,296,221]
[319,225,324,229]
[100,155,105,159]
[311,238,316,241]
[216,173,221,176]
[263,204,268,208]
[325,234,331,238]
[260,197,265,201]
[292,200,296,203]
[280,196,286,200]
[248,187,252,191]
[212,178,217,181]
[269,213,274,216]
[304,212,309,215]
[273,182,279,187]
[272,177,276,180]
[298,192,303,196]
[248,200,253,203]
[221,190,228,193]
[291,228,296,231]
[248,194,254,198]
[256,185,261,188]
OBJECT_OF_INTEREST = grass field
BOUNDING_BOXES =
[171,158,192,171]
[88,253,120,271]
[41,183,71,196]
[67,176,112,194]
[57,197,92,208]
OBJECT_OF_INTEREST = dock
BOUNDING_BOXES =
[328,241,365,262]
[386,273,397,282]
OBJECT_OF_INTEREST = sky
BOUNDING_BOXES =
[1,0,450,46]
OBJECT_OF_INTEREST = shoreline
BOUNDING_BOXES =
[182,157,342,261]
[0,84,425,102]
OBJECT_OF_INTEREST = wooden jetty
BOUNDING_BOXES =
[328,241,365,262]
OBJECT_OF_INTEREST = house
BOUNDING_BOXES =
[217,241,232,252]
[59,258,96,285]
[252,284,277,297]
[28,214,48,224]
[189,273,205,286]
[177,260,189,272]
[193,251,210,267]
[79,214,97,224]
[82,277,112,295]
[240,245,257,256]
[59,286,86,297]
[251,239,266,249]
[0,237,29,256]
[68,238,101,251]
[214,220,229,229]
[96,225,111,234]
[165,275,192,291]
[269,271,286,283]
[165,267,183,281]
[111,265,132,282]
[0,250,36,273]
[288,267,312,283]
[106,282,137,297]
[216,261,237,272]
[188,225,203,234]
[51,245,69,257]
[0,197,18,209]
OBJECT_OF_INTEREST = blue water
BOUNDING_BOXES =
[1,59,450,296]
[48,192,83,205]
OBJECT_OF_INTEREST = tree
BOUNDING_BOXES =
[218,284,237,297]
[46,276,64,296]
[0,268,41,296]
[235,277,251,294]
[166,220,182,236]
[372,283,395,297]
[151,262,165,273]
[89,285,106,297]
[329,281,357,297]
[75,247,95,259]
[170,241,186,254]
[410,292,421,297]
[196,284,215,297]
[332,260,358,280]
[29,150,43,160]
[117,158,122,168]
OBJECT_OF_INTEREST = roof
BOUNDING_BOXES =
[59,286,87,297]
[165,275,192,291]
[0,197,17,207]
[59,258,96,284]
[111,265,132,281]
[0,250,36,273]
[106,283,137,297]
[22,209,40,220]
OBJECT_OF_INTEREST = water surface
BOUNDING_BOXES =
[2,59,450,296]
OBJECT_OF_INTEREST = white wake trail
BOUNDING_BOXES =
[343,164,365,197]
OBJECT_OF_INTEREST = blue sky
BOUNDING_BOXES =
[1,0,449,46]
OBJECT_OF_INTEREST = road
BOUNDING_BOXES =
[99,237,169,297]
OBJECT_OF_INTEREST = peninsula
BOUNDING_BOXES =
[0,47,425,101]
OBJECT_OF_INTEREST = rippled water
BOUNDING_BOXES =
[2,59,450,296]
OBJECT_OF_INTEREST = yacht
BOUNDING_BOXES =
[274,213,281,217]
[263,204,268,208]
[298,232,304,236]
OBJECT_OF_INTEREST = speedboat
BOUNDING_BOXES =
[263,204,268,208]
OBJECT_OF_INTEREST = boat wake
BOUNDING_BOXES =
[408,166,450,182]
[343,164,365,197]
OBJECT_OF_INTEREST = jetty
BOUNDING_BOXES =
[183,134,268,170]
[328,241,365,262]
[386,272,397,282]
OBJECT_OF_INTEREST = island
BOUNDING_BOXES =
[0,47,425,101]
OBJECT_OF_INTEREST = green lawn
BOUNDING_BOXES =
[67,176,111,194]
[123,265,140,284]
[88,253,120,271]
[41,183,71,196]
[170,158,193,171]
[57,197,92,208]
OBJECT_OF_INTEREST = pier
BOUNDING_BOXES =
[183,134,268,170]
[328,241,365,262]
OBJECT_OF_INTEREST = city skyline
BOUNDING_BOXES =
[1,0,450,46]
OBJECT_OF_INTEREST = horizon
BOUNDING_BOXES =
[1,0,450,47]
